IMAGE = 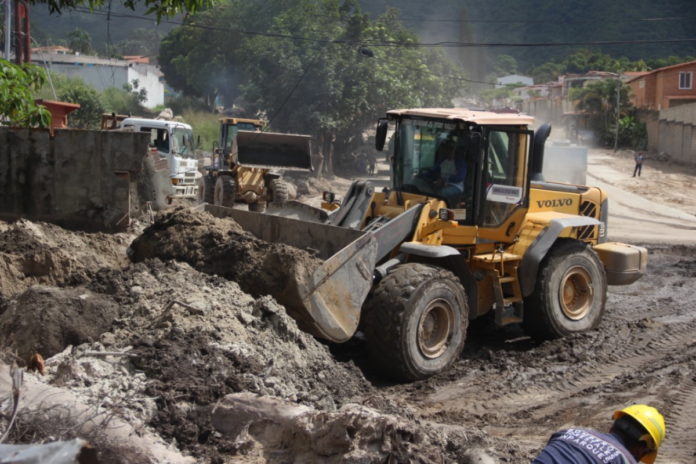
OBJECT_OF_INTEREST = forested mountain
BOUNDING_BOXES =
[23,0,696,73]
[360,0,696,70]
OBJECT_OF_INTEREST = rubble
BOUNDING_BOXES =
[0,219,134,298]
[211,392,475,463]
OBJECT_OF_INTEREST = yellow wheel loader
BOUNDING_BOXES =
[202,117,312,211]
[201,108,646,381]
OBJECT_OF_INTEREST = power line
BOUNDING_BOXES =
[391,16,687,24]
[69,7,696,50]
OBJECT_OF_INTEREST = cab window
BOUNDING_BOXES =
[480,129,528,227]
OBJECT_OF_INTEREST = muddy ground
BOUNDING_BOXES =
[1,149,696,463]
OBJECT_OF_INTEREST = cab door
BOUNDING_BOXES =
[475,127,533,243]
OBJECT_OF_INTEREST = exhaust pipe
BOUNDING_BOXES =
[530,123,552,182]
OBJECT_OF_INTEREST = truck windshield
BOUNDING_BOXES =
[171,127,195,158]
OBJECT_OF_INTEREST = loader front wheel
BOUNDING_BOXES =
[202,174,215,204]
[363,263,468,381]
[214,175,236,207]
[249,201,266,213]
[523,239,607,340]
[269,179,289,206]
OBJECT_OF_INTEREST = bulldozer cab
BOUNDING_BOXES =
[380,109,537,242]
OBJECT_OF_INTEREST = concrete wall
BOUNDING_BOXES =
[48,63,130,96]
[636,103,696,164]
[657,120,696,164]
[0,128,156,231]
[127,65,165,108]
[661,103,696,125]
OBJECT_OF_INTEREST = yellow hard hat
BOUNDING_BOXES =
[613,404,666,464]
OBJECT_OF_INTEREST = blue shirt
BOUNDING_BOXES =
[533,428,636,464]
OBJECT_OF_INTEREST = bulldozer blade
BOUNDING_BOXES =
[236,130,312,170]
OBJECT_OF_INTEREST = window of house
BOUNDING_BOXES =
[679,72,692,90]
[639,80,645,88]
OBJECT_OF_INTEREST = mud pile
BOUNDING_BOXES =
[129,208,323,316]
[0,286,119,360]
[0,219,134,298]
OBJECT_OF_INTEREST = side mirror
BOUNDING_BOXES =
[196,135,201,149]
[375,119,388,151]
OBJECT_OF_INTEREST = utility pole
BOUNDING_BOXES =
[613,74,621,152]
[4,0,11,60]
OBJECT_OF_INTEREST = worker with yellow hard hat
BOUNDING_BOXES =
[532,404,666,463]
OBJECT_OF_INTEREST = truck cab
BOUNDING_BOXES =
[121,117,200,198]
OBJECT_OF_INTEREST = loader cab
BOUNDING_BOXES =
[218,117,265,161]
[380,109,534,237]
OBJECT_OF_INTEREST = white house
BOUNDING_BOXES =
[32,51,165,109]
[496,74,534,88]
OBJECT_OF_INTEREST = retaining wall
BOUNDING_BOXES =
[0,127,163,231]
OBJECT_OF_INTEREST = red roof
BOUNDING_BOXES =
[627,60,696,83]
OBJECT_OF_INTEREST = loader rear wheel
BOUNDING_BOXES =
[202,174,215,204]
[523,239,607,340]
[363,263,468,381]
[214,175,236,207]
[269,179,289,206]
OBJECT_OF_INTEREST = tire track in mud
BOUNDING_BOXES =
[659,375,696,463]
[421,318,696,422]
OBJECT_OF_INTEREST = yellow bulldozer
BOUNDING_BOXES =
[201,108,646,381]
[202,117,312,211]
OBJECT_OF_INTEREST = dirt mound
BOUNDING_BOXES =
[0,219,134,298]
[85,260,371,459]
[0,286,120,360]
[129,208,323,317]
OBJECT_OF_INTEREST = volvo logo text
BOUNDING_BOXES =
[536,199,573,208]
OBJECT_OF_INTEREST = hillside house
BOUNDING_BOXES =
[627,60,696,111]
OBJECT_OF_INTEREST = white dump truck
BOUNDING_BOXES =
[117,117,201,198]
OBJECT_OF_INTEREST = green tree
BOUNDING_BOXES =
[59,77,104,128]
[30,0,211,20]
[492,54,518,76]
[113,28,163,57]
[160,0,463,174]
[36,74,105,128]
[569,78,638,148]
[67,28,94,55]
[0,59,51,127]
[101,87,146,115]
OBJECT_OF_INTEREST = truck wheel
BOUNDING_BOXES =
[363,263,468,381]
[202,174,215,204]
[523,239,607,340]
[214,175,236,207]
[269,179,289,206]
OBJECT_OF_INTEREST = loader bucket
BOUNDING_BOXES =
[236,130,312,170]
[203,203,421,342]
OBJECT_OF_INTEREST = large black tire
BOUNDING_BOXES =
[523,239,607,340]
[363,263,469,381]
[269,179,289,206]
[248,201,266,212]
[202,174,215,204]
[214,175,236,207]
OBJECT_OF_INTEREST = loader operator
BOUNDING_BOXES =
[414,139,467,206]
[532,405,666,464]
